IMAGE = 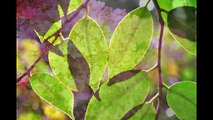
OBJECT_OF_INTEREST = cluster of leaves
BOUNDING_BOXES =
[17,0,196,119]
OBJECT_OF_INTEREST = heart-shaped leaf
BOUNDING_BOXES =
[69,16,108,92]
[85,71,150,120]
[108,7,153,78]
[166,81,196,120]
[30,73,74,119]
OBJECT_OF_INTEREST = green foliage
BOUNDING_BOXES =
[26,0,196,119]
[108,7,153,78]
[85,71,150,120]
[49,40,77,91]
[167,6,196,55]
[158,0,197,55]
[69,16,108,92]
[42,21,62,45]
[30,73,75,119]
[129,103,155,120]
[67,0,83,15]
[167,81,196,120]
[57,4,64,17]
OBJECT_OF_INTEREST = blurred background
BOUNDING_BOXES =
[17,0,196,119]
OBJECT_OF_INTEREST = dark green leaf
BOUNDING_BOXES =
[167,81,196,120]
[168,6,196,42]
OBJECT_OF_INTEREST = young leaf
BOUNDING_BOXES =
[57,4,64,17]
[42,20,62,45]
[85,71,150,120]
[34,29,44,41]
[166,81,196,120]
[167,6,196,55]
[30,73,75,119]
[69,16,108,92]
[67,0,83,15]
[108,7,153,78]
[128,103,155,120]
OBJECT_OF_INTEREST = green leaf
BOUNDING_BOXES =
[158,0,196,12]
[108,7,153,78]
[85,71,150,120]
[166,81,196,120]
[49,40,77,91]
[30,73,74,119]
[42,20,62,45]
[169,30,196,55]
[167,6,196,55]
[34,29,44,41]
[69,16,108,92]
[58,4,64,17]
[67,0,83,15]
[158,0,196,22]
[168,7,196,41]
[129,103,155,120]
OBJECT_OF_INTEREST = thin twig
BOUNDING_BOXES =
[17,35,59,82]
[17,0,91,82]
[152,0,165,119]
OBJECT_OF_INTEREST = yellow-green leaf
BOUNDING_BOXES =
[108,7,153,78]
[67,0,83,15]
[69,16,108,92]
[85,71,150,120]
[30,73,75,119]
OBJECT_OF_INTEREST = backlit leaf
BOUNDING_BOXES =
[57,4,64,17]
[67,0,83,15]
[30,73,74,119]
[129,103,155,120]
[69,16,108,92]
[42,21,62,45]
[49,40,77,91]
[166,81,196,120]
[85,71,150,120]
[108,7,153,78]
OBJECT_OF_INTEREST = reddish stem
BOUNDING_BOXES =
[152,0,164,119]
[17,0,90,82]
